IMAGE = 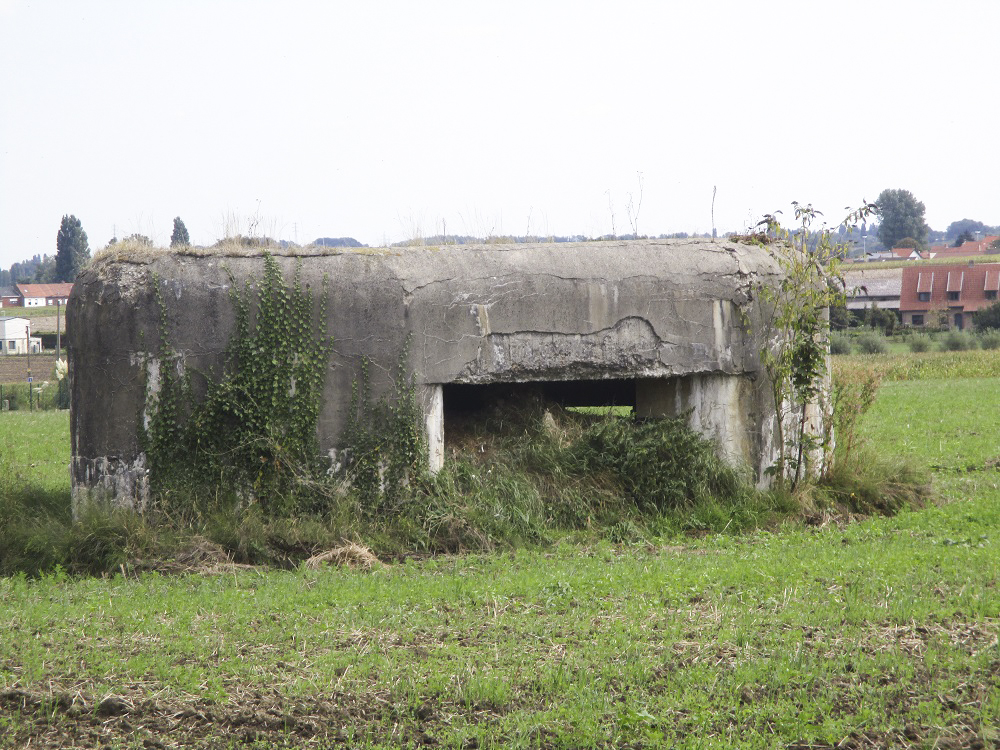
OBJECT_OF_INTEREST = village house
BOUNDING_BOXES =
[924,235,999,261]
[899,262,1000,329]
[857,236,1000,264]
[15,283,74,307]
[0,287,21,308]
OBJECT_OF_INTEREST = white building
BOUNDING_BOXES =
[0,317,42,354]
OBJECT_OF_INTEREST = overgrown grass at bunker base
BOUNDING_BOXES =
[3,390,923,576]
[1,399,803,575]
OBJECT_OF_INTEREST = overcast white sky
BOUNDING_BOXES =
[2,1,998,266]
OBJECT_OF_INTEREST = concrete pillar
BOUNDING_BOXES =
[636,373,752,469]
[424,384,444,473]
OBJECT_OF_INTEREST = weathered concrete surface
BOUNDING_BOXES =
[68,239,808,510]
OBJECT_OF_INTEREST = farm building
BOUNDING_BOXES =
[844,267,902,316]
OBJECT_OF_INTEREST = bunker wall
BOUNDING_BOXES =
[68,239,802,510]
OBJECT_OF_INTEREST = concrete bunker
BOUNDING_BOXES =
[68,238,816,511]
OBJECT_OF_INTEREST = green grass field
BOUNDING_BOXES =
[1,375,998,748]
[0,410,69,492]
[0,306,66,319]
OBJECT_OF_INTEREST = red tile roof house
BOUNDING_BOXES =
[15,283,73,307]
[899,263,1000,329]
[890,246,928,260]
[927,236,1000,260]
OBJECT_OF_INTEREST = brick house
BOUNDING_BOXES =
[0,287,21,308]
[899,263,1000,329]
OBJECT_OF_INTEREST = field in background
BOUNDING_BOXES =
[1,367,998,746]
[834,347,1000,382]
[0,305,65,319]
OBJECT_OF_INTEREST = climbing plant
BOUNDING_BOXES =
[340,348,427,516]
[749,201,878,488]
[144,253,334,514]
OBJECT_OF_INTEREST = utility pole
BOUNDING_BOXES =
[25,323,32,411]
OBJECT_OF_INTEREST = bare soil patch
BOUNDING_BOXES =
[0,353,58,384]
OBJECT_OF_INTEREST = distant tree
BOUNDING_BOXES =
[170,217,190,247]
[953,230,976,247]
[876,189,928,250]
[989,238,1000,255]
[54,215,91,282]
[34,255,56,283]
[125,234,153,246]
[895,237,920,249]
[945,218,986,242]
[10,255,40,284]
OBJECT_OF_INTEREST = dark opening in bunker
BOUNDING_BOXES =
[437,379,638,456]
[443,379,637,414]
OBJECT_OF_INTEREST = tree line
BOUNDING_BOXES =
[2,216,192,286]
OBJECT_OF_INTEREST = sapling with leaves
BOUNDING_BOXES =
[754,200,879,489]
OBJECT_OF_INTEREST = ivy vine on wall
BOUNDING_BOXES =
[143,253,333,514]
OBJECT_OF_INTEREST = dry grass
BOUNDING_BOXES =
[304,542,380,571]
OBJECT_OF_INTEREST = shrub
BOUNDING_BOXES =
[978,331,1000,350]
[973,299,1000,330]
[940,330,977,352]
[855,332,888,354]
[908,334,932,353]
[569,413,754,513]
[829,334,852,355]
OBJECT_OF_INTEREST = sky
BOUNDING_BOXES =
[2,1,999,267]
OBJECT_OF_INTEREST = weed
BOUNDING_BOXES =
[831,364,882,471]
[340,353,426,517]
[751,201,878,488]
